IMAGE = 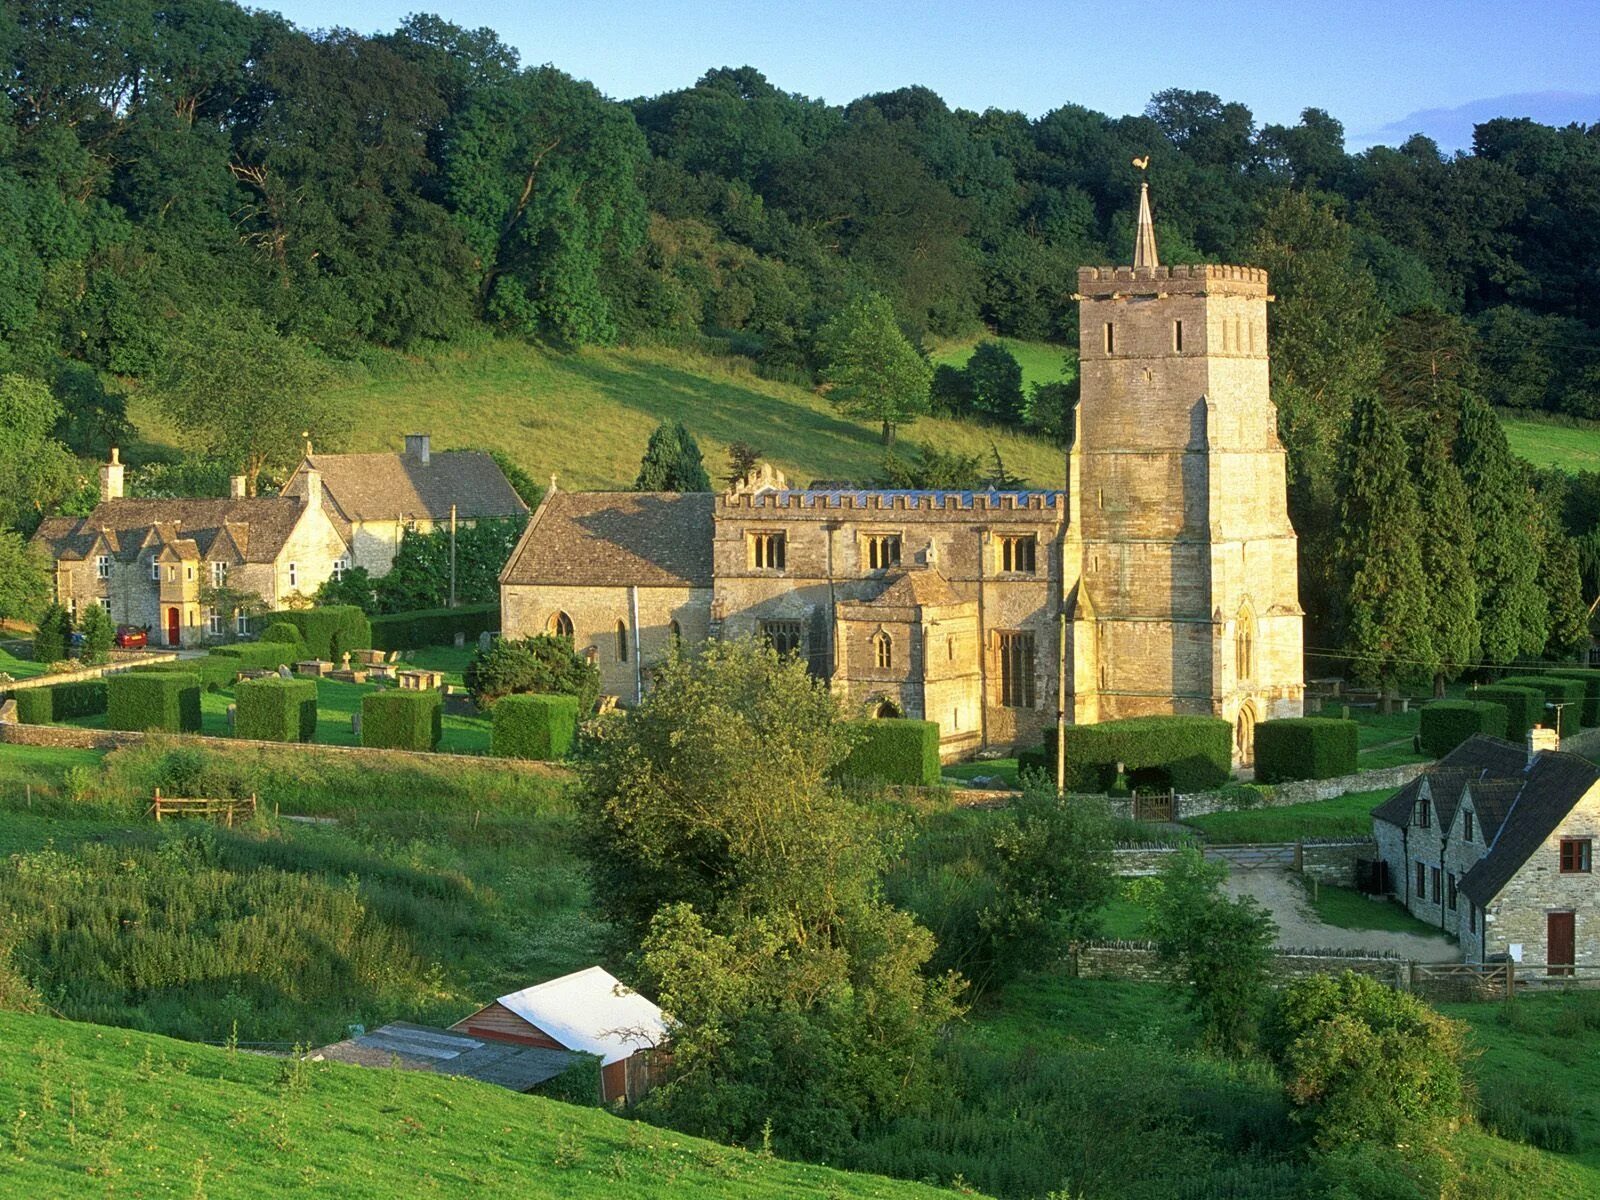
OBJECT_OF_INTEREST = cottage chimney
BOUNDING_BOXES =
[1527,724,1560,762]
[99,448,124,502]
[404,433,431,465]
[229,475,247,499]
[303,468,322,509]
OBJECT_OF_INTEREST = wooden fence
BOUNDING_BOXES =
[149,788,257,826]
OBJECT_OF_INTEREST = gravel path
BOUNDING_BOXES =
[1222,869,1458,962]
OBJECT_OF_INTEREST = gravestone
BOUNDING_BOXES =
[454,631,466,648]
[351,711,362,737]
[226,704,236,731]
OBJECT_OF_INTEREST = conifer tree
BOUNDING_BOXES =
[1415,423,1478,694]
[1454,392,1545,664]
[1334,394,1434,696]
[634,421,711,491]
[1535,498,1590,659]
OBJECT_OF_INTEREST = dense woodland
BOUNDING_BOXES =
[2,1,1599,679]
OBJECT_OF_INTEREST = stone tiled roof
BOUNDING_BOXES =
[1461,750,1600,907]
[862,567,966,609]
[501,492,715,589]
[286,451,528,528]
[31,498,309,564]
[1371,736,1529,830]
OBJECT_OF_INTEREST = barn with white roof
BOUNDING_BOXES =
[450,966,668,1104]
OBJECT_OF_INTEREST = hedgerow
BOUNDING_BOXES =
[372,604,499,652]
[235,677,318,743]
[361,689,442,752]
[1468,686,1545,742]
[1018,716,1233,793]
[1419,701,1509,757]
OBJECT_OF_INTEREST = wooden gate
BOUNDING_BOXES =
[1132,789,1174,822]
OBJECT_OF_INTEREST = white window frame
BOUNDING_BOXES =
[150,560,161,581]
[332,556,349,581]
[235,609,249,636]
[206,607,223,637]
[211,561,227,587]
[97,597,111,613]
[96,555,111,579]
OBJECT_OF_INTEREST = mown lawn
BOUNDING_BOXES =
[1304,881,1441,934]
[0,1011,959,1200]
[942,757,1020,788]
[1185,788,1390,844]
[929,335,1074,391]
[128,340,1070,491]
[1502,412,1600,473]
[0,644,46,679]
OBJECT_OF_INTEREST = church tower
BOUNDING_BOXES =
[1068,177,1304,763]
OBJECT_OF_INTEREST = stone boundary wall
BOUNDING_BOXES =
[1111,844,1186,876]
[2,653,179,691]
[0,712,571,778]
[1165,762,1429,821]
[1300,839,1379,887]
[1074,940,1410,989]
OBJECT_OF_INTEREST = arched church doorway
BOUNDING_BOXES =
[1235,701,1257,767]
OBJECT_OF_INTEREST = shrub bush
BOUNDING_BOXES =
[13,688,53,724]
[491,693,578,760]
[1018,716,1233,793]
[1469,686,1545,742]
[1418,701,1509,757]
[1546,669,1600,728]
[210,642,300,670]
[466,634,600,714]
[361,689,442,751]
[259,606,371,660]
[1492,676,1583,736]
[1253,718,1358,784]
[835,719,941,786]
[372,604,499,652]
[259,622,305,647]
[108,671,202,733]
[235,677,318,743]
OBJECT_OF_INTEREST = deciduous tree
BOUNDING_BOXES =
[817,292,931,447]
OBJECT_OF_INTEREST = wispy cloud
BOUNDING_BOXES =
[1352,91,1600,152]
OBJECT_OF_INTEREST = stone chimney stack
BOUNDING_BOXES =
[1528,724,1560,762]
[100,448,125,503]
[303,468,322,510]
[405,433,431,465]
[230,475,248,499]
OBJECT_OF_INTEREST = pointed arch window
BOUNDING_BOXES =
[1235,607,1255,681]
[547,611,573,640]
[669,619,682,645]
[873,630,893,670]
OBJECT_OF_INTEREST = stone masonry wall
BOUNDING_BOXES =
[1074,941,1410,989]
[1300,840,1378,887]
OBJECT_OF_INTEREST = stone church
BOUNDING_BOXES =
[500,182,1304,762]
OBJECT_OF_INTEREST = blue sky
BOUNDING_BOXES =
[263,0,1599,150]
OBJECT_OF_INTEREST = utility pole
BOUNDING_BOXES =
[448,503,458,609]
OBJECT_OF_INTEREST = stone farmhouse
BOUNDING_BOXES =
[499,182,1304,762]
[1372,730,1600,971]
[34,435,525,648]
[282,434,527,575]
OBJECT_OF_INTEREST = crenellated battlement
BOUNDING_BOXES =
[1076,262,1269,298]
[714,488,1066,516]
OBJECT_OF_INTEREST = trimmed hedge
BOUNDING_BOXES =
[12,680,113,724]
[361,689,442,751]
[261,606,371,660]
[1419,700,1510,757]
[13,688,53,724]
[372,604,499,652]
[133,656,242,692]
[235,677,318,743]
[1547,670,1600,727]
[1496,675,1585,736]
[491,693,578,760]
[1469,686,1545,742]
[835,719,941,786]
[108,671,202,733]
[1253,717,1359,783]
[1017,715,1233,793]
[210,642,300,670]
[260,622,304,646]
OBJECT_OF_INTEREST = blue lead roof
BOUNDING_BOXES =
[751,488,1065,508]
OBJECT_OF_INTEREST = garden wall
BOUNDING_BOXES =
[1073,940,1411,990]
[1299,839,1379,886]
[3,653,179,692]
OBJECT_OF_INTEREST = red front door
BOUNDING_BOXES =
[166,607,181,647]
[1548,911,1576,977]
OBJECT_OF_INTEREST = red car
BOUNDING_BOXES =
[115,625,148,649]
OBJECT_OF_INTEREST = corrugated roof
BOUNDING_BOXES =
[495,967,668,1066]
[31,497,309,564]
[285,450,528,525]
[501,492,714,589]
[314,1022,581,1091]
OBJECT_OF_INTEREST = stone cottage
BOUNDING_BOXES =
[498,180,1305,763]
[281,434,528,575]
[1372,730,1600,970]
[32,451,349,647]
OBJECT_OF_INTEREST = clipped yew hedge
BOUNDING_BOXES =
[491,693,578,760]
[1018,715,1233,793]
[13,679,110,723]
[1419,700,1510,757]
[1496,675,1584,736]
[1253,717,1359,783]
[108,671,202,733]
[260,622,304,646]
[235,677,318,743]
[260,606,371,660]
[1469,686,1545,742]
[372,604,499,652]
[835,719,941,786]
[361,689,442,751]
[1548,670,1600,727]
[13,688,53,724]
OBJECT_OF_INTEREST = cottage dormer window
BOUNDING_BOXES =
[1415,797,1431,828]
[150,560,160,581]
[211,561,227,586]
[96,555,110,579]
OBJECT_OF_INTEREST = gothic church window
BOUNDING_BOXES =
[873,631,892,670]
[999,535,1037,574]
[749,530,786,571]
[616,620,629,662]
[997,631,1035,708]
[864,534,901,570]
[1236,612,1254,681]
[762,620,804,657]
[548,610,573,640]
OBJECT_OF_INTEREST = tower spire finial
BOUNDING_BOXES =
[1132,162,1159,270]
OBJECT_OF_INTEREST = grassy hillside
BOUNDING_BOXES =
[127,341,1069,493]
[929,336,1073,391]
[1501,412,1600,473]
[0,1011,969,1199]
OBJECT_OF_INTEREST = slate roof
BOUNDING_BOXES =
[313,1022,580,1092]
[1461,750,1600,906]
[500,492,715,589]
[1371,736,1529,830]
[750,487,1065,509]
[493,967,668,1066]
[284,450,527,530]
[31,498,309,564]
